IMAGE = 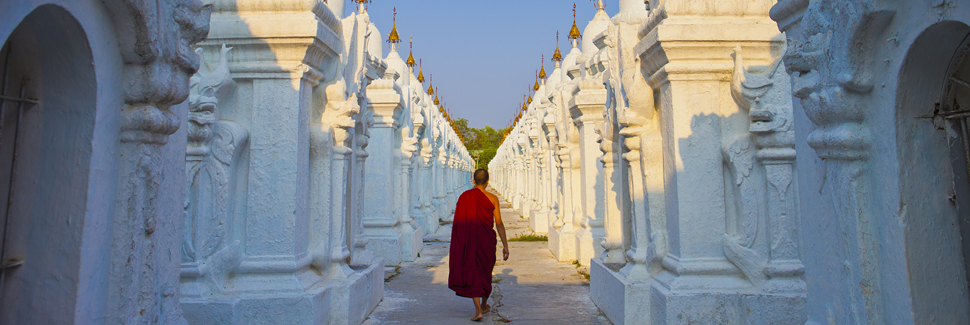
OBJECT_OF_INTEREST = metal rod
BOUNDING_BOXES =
[0,95,37,104]
[943,110,970,120]
[0,41,10,308]
[961,119,970,192]
[0,76,24,304]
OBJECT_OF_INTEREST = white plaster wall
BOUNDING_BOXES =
[783,1,970,323]
[0,1,126,323]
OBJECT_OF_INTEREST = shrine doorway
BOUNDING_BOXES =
[897,20,970,323]
[0,4,97,324]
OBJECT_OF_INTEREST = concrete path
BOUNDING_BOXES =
[363,189,611,325]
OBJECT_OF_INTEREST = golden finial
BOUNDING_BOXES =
[427,75,434,94]
[417,59,425,83]
[539,55,547,79]
[355,0,370,13]
[387,8,402,47]
[569,4,582,40]
[552,32,564,63]
[434,92,440,106]
[534,71,540,91]
[591,0,605,10]
[527,92,533,104]
[406,35,416,67]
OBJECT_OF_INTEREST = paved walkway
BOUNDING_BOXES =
[363,188,611,324]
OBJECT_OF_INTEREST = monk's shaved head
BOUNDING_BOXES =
[474,169,489,186]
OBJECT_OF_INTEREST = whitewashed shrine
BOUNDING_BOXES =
[493,0,970,324]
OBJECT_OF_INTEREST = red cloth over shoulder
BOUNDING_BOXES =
[448,188,497,299]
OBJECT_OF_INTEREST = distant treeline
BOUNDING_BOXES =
[453,118,512,170]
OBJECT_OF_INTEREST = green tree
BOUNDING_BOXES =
[453,119,511,169]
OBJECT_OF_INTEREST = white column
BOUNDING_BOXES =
[362,78,406,266]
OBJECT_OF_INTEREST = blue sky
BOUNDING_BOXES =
[359,0,620,128]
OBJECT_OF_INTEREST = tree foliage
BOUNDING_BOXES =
[453,118,511,169]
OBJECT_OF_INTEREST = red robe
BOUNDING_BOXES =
[448,188,497,299]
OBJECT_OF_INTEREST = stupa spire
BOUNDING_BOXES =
[417,59,425,83]
[539,55,547,81]
[434,88,440,105]
[406,35,416,68]
[569,3,582,48]
[387,8,402,50]
[592,0,605,11]
[534,71,540,91]
[427,75,434,95]
[552,32,564,68]
[355,0,369,14]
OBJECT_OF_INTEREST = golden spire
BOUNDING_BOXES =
[417,59,425,83]
[533,71,540,91]
[434,93,440,106]
[528,92,533,104]
[552,32,564,62]
[427,75,434,94]
[569,4,582,40]
[387,8,402,47]
[406,35,416,67]
[539,55,547,79]
[355,0,370,13]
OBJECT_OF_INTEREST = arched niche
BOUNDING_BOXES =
[897,20,970,324]
[0,4,97,324]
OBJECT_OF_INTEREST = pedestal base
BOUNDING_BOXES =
[552,227,577,262]
[650,272,807,325]
[590,259,653,325]
[529,210,549,235]
[335,259,386,325]
[365,231,406,266]
[400,225,424,263]
[181,259,384,325]
[548,224,561,257]
[575,228,602,266]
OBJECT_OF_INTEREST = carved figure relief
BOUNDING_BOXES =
[183,45,246,292]
[723,45,803,287]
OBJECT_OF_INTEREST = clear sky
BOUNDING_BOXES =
[359,0,620,128]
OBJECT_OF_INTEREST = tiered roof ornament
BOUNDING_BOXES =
[427,75,434,95]
[569,4,582,43]
[417,59,426,83]
[387,8,402,49]
[552,32,564,67]
[533,71,540,91]
[355,0,370,14]
[406,36,416,67]
[539,55,547,80]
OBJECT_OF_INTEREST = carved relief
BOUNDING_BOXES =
[772,0,894,321]
[105,1,212,323]
[183,45,246,292]
[724,45,804,287]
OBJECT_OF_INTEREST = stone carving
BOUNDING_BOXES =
[182,45,246,293]
[103,0,212,323]
[724,46,805,287]
[771,0,895,322]
[322,79,360,277]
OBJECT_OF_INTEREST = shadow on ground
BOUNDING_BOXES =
[362,188,612,325]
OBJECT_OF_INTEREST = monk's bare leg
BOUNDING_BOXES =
[481,294,491,313]
[471,297,484,321]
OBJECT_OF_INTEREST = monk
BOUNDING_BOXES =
[449,169,509,321]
